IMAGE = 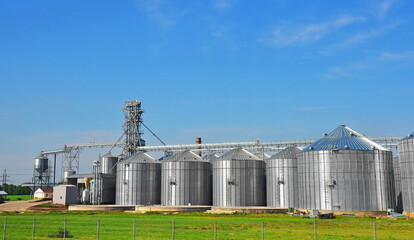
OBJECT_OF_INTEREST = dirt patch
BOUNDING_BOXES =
[0,199,42,212]
[28,201,68,212]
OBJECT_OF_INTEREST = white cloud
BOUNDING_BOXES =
[139,0,175,27]
[380,51,414,61]
[294,106,348,111]
[377,0,395,18]
[211,0,235,11]
[323,66,356,80]
[204,17,229,37]
[260,15,365,46]
[334,23,399,48]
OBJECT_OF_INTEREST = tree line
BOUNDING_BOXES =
[0,184,32,195]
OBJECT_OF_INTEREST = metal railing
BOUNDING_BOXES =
[40,136,402,155]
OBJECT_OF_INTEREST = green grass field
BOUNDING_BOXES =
[0,211,412,239]
[3,195,32,201]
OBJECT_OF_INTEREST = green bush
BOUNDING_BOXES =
[47,227,73,238]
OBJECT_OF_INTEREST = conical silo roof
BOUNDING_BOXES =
[124,152,158,163]
[102,152,116,158]
[218,147,261,161]
[301,125,388,152]
[268,146,301,159]
[254,152,271,160]
[203,153,219,162]
[164,150,207,162]
[401,131,414,140]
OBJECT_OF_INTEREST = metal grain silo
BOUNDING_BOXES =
[203,153,219,162]
[393,156,403,212]
[161,150,212,206]
[297,125,395,212]
[63,169,76,184]
[266,146,301,208]
[116,152,161,205]
[398,132,414,214]
[34,155,49,174]
[101,153,118,175]
[254,152,271,160]
[213,148,266,207]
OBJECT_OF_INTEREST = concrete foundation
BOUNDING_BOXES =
[403,211,414,218]
[297,209,388,217]
[68,205,135,211]
[209,207,288,214]
[135,205,211,213]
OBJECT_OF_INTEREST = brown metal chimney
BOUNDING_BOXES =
[196,137,202,156]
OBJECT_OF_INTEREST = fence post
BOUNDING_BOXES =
[97,218,100,240]
[261,222,264,240]
[64,217,66,240]
[314,218,317,240]
[172,219,175,240]
[214,220,217,240]
[32,216,36,240]
[373,222,376,240]
[3,216,6,240]
[133,219,136,240]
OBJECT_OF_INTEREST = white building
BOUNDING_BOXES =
[34,187,53,199]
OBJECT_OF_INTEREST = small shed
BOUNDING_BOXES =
[0,191,7,202]
[34,187,53,199]
[53,185,77,205]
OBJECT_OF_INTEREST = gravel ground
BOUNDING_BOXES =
[0,199,43,212]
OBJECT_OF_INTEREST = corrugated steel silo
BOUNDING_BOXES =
[213,148,266,207]
[393,156,403,212]
[161,150,212,206]
[63,169,76,184]
[254,152,271,160]
[398,132,414,214]
[266,146,301,207]
[297,125,395,211]
[101,153,118,175]
[116,152,161,205]
[203,153,219,162]
[34,155,48,174]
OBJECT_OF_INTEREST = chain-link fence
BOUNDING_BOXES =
[0,215,413,239]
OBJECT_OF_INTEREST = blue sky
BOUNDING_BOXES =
[1,0,413,183]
